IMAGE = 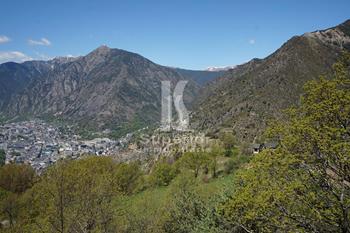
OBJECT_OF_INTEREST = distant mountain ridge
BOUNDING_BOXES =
[173,68,225,85]
[1,20,349,140]
[0,46,202,136]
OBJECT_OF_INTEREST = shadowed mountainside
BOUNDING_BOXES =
[191,19,350,143]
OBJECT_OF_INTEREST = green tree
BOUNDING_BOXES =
[114,162,143,195]
[162,173,229,233]
[0,164,35,231]
[219,132,236,149]
[221,53,350,232]
[219,132,236,157]
[150,161,177,187]
[0,193,20,228]
[177,151,210,178]
[0,149,5,166]
[208,144,224,178]
[20,156,120,233]
[0,164,35,194]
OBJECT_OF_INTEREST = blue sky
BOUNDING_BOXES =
[0,0,349,69]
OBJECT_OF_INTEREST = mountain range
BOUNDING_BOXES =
[0,19,349,141]
[0,46,222,137]
[191,19,350,142]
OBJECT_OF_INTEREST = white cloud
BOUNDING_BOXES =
[0,35,10,44]
[28,37,51,46]
[0,51,33,64]
[249,39,256,45]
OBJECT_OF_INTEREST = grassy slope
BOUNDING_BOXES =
[112,173,235,229]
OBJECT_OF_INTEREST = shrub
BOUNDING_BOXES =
[150,162,177,187]
[0,164,36,193]
[0,149,5,166]
[114,162,144,195]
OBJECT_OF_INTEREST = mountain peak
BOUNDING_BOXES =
[338,19,350,36]
[303,19,350,49]
[84,45,113,64]
[96,44,110,50]
[93,44,111,54]
[342,19,350,26]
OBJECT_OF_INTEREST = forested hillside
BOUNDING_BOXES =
[1,53,349,233]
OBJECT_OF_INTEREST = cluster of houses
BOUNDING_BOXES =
[0,120,129,171]
[0,119,279,172]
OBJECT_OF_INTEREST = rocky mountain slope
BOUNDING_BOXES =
[191,19,350,143]
[0,61,51,110]
[0,46,199,136]
[1,20,349,140]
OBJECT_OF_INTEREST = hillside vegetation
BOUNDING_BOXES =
[1,54,349,232]
[192,20,350,143]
